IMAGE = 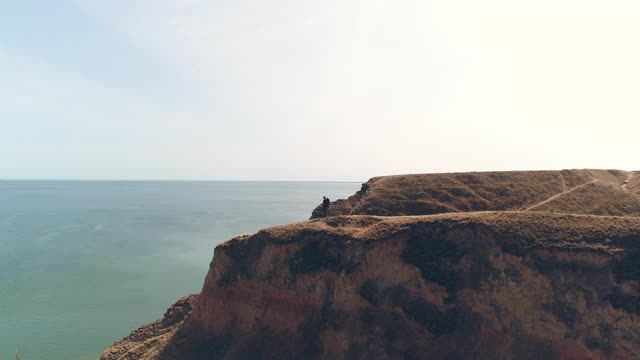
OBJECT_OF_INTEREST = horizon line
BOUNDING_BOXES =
[0,178,363,183]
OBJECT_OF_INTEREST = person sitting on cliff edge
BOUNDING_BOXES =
[322,196,330,217]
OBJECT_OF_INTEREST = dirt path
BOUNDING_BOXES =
[449,177,491,205]
[524,175,596,212]
[622,172,634,192]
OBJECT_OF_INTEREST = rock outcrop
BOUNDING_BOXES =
[103,170,640,359]
[101,294,199,360]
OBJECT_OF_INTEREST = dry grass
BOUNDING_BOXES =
[533,181,640,216]
[628,172,640,196]
[312,169,640,218]
[275,211,640,254]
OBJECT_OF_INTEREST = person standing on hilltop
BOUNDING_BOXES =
[322,196,330,217]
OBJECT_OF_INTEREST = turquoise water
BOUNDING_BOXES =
[0,181,360,360]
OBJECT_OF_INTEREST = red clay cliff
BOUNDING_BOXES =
[102,170,640,360]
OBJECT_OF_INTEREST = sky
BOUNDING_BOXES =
[1,0,639,181]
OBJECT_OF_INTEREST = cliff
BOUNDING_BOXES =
[103,170,640,359]
[100,294,199,360]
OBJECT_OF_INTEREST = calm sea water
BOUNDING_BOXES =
[0,181,360,360]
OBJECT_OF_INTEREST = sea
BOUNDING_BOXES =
[0,180,360,360]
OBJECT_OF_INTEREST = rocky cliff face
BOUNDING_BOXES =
[101,294,199,360]
[103,170,640,360]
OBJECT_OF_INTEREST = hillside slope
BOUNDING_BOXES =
[103,170,640,360]
[311,170,640,218]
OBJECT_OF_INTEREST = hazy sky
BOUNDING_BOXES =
[1,1,639,181]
